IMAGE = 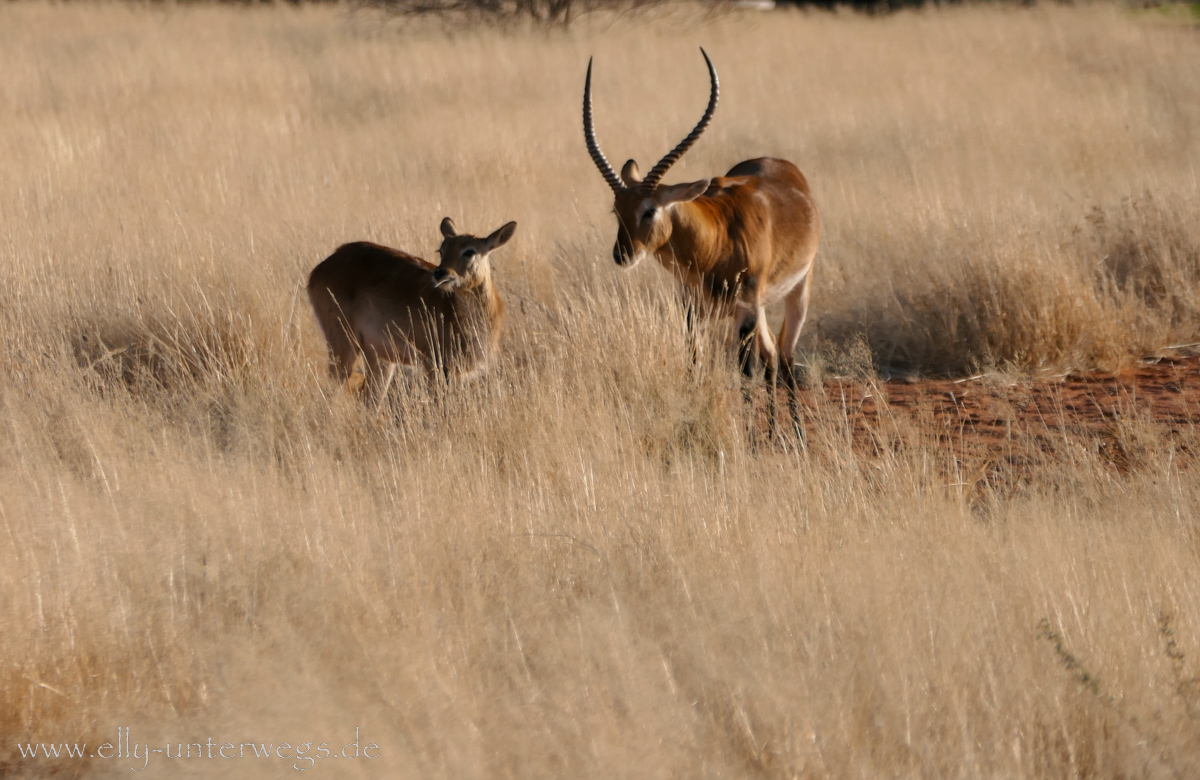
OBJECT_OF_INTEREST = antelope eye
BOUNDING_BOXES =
[462,248,477,259]
[641,207,657,222]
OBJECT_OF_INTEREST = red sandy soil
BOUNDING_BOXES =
[784,354,1200,483]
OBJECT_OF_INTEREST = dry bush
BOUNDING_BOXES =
[359,0,680,27]
[819,193,1200,375]
[1,2,1200,778]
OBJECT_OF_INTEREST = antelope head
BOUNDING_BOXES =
[432,217,517,292]
[583,49,719,268]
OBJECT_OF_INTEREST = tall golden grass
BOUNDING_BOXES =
[2,2,1200,777]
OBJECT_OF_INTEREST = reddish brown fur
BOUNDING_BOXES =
[612,156,820,436]
[648,160,820,306]
[586,51,820,436]
[307,219,516,400]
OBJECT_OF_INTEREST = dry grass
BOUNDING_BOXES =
[2,2,1200,777]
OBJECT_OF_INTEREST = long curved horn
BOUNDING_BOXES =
[639,48,720,194]
[583,57,623,193]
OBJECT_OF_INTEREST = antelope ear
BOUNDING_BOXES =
[620,159,642,187]
[656,179,710,205]
[440,217,457,238]
[486,221,517,251]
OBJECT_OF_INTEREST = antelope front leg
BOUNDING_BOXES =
[736,309,758,419]
[374,363,398,416]
[361,348,392,406]
[681,288,702,373]
[737,309,757,380]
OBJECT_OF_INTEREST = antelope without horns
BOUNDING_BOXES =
[307,217,517,401]
[583,49,820,437]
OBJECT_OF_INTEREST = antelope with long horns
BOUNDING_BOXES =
[583,49,820,437]
[308,218,517,403]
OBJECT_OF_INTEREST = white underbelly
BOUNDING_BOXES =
[353,303,418,365]
[763,264,810,306]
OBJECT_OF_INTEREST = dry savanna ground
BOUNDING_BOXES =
[2,2,1200,777]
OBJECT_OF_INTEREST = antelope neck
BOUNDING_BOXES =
[655,197,731,275]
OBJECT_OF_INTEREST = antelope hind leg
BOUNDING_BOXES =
[754,303,780,440]
[776,270,813,439]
